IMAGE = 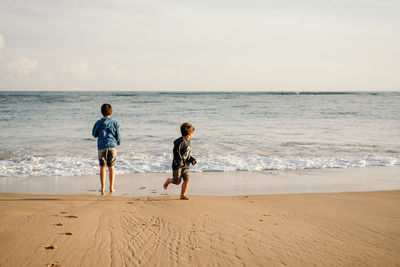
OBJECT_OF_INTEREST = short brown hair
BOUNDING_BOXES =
[180,122,195,136]
[101,103,113,116]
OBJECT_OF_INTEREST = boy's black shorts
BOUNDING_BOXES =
[172,168,190,185]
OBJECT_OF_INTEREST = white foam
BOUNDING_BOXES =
[0,153,399,177]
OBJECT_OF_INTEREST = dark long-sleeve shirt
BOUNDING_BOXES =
[172,136,195,170]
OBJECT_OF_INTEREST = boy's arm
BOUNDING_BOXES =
[174,141,184,167]
[115,122,121,145]
[180,142,193,166]
[92,122,99,138]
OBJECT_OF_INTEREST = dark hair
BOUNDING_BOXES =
[101,103,113,116]
[180,122,195,136]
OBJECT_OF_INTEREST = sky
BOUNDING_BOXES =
[0,0,399,91]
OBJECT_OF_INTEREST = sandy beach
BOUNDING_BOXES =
[0,187,399,266]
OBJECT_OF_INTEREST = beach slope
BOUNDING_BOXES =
[0,191,399,266]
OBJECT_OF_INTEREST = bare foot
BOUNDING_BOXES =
[110,187,115,193]
[180,196,190,200]
[99,189,105,196]
[163,178,170,190]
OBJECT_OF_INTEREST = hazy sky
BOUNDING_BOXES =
[0,0,399,91]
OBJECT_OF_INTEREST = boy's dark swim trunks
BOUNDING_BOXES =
[98,147,117,167]
[172,168,190,185]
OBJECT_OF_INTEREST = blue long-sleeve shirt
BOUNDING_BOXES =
[92,117,121,150]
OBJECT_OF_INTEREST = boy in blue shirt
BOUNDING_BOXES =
[163,122,196,200]
[92,103,121,194]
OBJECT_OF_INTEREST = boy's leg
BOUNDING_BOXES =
[100,166,106,193]
[180,169,190,200]
[164,169,181,190]
[163,178,173,189]
[108,166,115,192]
[106,148,117,193]
[180,180,189,199]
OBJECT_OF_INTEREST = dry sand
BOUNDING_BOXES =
[0,191,399,266]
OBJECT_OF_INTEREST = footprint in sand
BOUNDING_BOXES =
[142,223,160,227]
[44,245,56,250]
[64,232,73,235]
[139,186,146,190]
[150,190,157,194]
[259,219,264,222]
[55,223,63,226]
[65,215,78,219]
[127,201,134,204]
[47,262,60,267]
[60,211,67,214]
[263,214,271,217]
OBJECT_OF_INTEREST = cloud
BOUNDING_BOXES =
[61,61,88,78]
[6,57,38,77]
[83,0,159,14]
[334,0,400,6]
[0,0,159,18]
[108,65,127,80]
[362,0,400,6]
[0,34,4,52]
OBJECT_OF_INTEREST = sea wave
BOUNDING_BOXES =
[0,154,399,177]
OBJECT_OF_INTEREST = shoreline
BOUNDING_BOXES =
[1,166,399,197]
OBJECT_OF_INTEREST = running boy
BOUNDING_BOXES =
[163,122,196,200]
[92,103,121,194]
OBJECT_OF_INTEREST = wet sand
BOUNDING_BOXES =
[1,166,400,197]
[0,191,399,266]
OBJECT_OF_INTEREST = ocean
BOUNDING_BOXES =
[0,91,399,177]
